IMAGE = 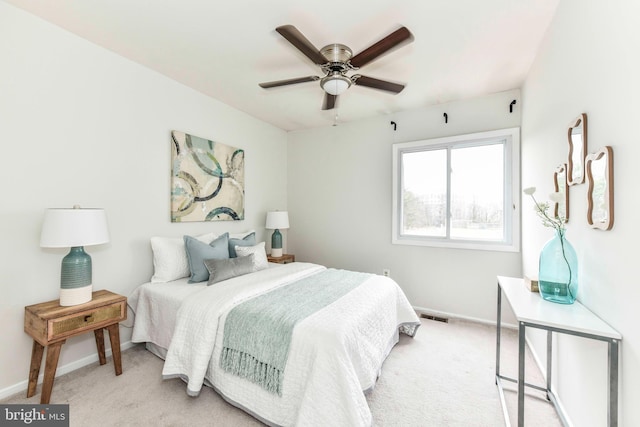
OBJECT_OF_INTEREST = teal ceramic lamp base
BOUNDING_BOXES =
[271,229,283,257]
[59,246,93,306]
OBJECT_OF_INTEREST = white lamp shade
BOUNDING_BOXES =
[40,207,110,248]
[265,211,289,230]
[322,76,350,96]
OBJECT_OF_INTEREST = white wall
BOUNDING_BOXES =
[0,3,287,396]
[287,90,522,322]
[521,1,640,425]
[6,1,637,423]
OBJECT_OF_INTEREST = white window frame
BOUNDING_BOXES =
[392,127,520,252]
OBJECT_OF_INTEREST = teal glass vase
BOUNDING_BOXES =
[538,229,578,304]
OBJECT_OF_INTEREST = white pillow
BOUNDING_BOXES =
[150,232,217,283]
[235,242,269,272]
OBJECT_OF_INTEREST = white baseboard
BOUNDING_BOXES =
[0,340,135,401]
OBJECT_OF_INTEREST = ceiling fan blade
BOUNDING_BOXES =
[276,25,327,65]
[259,76,320,89]
[350,27,413,68]
[353,75,405,93]
[322,93,338,110]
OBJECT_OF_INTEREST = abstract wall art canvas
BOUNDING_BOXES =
[171,130,245,222]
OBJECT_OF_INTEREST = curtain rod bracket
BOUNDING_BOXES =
[443,113,448,124]
[510,100,517,113]
[390,121,397,131]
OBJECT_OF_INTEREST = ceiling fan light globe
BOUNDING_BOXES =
[321,75,351,96]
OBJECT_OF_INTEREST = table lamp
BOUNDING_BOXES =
[265,211,289,257]
[40,205,110,306]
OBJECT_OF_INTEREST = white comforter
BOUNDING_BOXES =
[132,262,419,427]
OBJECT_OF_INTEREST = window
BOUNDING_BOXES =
[392,128,520,252]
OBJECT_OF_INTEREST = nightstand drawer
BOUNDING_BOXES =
[25,290,127,345]
[51,303,123,338]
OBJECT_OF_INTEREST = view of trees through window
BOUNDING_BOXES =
[401,142,505,241]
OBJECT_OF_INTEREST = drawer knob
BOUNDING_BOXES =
[84,315,94,322]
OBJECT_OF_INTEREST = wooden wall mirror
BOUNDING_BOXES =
[586,146,614,230]
[553,163,569,221]
[567,113,588,186]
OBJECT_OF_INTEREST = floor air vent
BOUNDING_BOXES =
[420,313,449,323]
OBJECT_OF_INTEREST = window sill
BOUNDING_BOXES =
[392,235,519,252]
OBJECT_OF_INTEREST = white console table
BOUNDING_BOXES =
[495,276,621,427]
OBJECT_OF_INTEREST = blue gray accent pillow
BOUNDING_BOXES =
[204,254,256,285]
[228,232,256,258]
[184,233,229,283]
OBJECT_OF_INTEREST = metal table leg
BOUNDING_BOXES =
[547,330,553,400]
[496,284,502,382]
[518,321,526,427]
[608,339,619,427]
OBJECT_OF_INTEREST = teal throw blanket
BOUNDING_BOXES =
[219,268,371,395]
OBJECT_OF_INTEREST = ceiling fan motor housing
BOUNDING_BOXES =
[320,43,353,63]
[319,44,354,95]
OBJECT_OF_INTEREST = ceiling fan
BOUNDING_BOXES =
[259,25,414,110]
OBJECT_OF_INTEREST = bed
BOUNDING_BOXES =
[129,261,420,426]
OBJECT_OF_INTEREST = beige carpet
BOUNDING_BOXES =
[3,319,562,426]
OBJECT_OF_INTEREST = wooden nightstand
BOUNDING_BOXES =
[267,254,295,264]
[24,290,127,403]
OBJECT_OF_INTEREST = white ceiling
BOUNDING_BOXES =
[5,0,558,131]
